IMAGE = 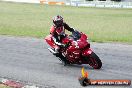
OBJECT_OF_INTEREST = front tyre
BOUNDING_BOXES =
[88,52,102,69]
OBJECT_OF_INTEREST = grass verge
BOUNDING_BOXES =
[0,1,132,43]
[0,84,11,88]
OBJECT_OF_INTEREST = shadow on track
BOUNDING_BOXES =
[57,63,103,70]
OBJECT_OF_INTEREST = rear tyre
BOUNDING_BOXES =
[88,52,102,69]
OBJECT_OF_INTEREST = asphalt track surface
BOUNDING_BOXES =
[0,36,132,88]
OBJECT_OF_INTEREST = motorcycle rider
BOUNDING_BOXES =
[50,15,79,65]
[50,15,77,53]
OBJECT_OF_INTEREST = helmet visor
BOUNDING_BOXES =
[54,20,63,27]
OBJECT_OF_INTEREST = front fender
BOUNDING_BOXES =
[82,48,93,57]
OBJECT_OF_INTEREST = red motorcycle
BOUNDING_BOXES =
[45,31,102,69]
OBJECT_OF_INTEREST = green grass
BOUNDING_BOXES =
[0,1,132,43]
[0,84,11,88]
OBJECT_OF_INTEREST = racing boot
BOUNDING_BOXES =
[62,58,69,66]
[59,53,70,66]
[48,47,59,56]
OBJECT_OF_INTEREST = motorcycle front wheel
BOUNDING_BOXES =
[88,52,102,69]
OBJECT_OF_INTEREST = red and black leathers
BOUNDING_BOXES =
[50,22,75,47]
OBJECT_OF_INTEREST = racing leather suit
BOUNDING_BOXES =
[50,22,75,50]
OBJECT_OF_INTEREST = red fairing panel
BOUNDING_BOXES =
[45,35,56,48]
[82,48,93,56]
[80,33,87,41]
[77,33,89,49]
[62,36,71,44]
[77,40,88,49]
